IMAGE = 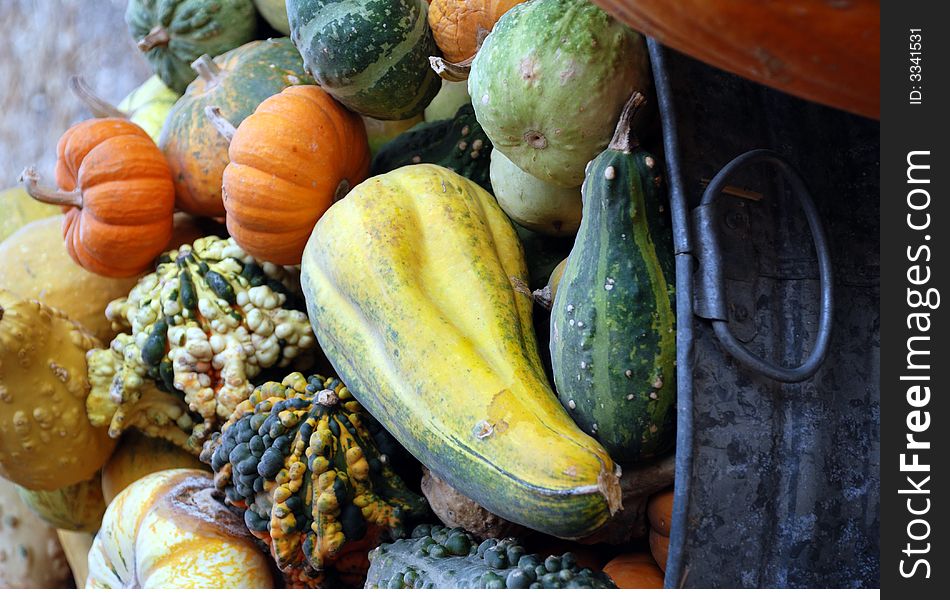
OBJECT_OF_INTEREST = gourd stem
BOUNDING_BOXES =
[531,286,553,311]
[608,92,647,153]
[192,55,223,86]
[204,106,236,142]
[429,56,472,82]
[19,167,83,209]
[137,25,170,52]
[316,389,339,407]
[333,179,351,202]
[68,76,128,119]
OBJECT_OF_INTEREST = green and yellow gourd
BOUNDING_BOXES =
[0,187,59,243]
[287,0,441,120]
[300,164,621,540]
[550,93,675,464]
[370,104,492,192]
[366,524,616,588]
[126,0,258,93]
[117,76,180,140]
[16,474,106,532]
[202,372,428,588]
[469,0,651,187]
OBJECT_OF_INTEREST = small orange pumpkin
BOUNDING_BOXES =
[21,119,174,278]
[649,528,670,572]
[208,85,369,265]
[603,552,665,589]
[648,487,674,537]
[428,0,525,64]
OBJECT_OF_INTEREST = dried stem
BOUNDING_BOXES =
[19,167,82,208]
[192,55,223,86]
[608,91,647,153]
[429,56,472,82]
[69,76,127,119]
[204,106,236,142]
[137,25,170,52]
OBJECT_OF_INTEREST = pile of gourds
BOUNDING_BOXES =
[0,0,676,590]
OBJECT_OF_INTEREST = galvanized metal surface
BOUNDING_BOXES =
[650,43,880,588]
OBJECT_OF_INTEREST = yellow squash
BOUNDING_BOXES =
[0,186,59,243]
[300,164,621,539]
[0,289,116,491]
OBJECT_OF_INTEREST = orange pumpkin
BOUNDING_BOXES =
[208,85,369,265]
[603,552,665,589]
[428,0,525,64]
[650,528,670,572]
[20,119,174,278]
[648,487,674,537]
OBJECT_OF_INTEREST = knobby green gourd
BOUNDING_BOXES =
[202,372,427,587]
[126,0,258,94]
[287,0,441,120]
[366,524,616,589]
[370,104,493,192]
[550,93,676,464]
[469,0,650,187]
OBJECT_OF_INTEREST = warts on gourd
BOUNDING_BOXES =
[86,236,316,454]
[202,372,427,588]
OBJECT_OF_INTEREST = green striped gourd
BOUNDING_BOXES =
[550,93,676,464]
[287,0,441,120]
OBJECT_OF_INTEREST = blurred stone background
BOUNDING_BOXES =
[1,0,150,185]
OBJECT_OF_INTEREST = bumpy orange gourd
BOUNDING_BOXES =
[428,0,524,63]
[21,118,175,278]
[214,85,369,265]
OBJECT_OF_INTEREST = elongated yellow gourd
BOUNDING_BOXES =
[301,164,621,539]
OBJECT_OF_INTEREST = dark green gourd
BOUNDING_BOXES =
[370,104,493,193]
[550,93,676,465]
[126,0,258,94]
[287,0,441,120]
[365,524,617,589]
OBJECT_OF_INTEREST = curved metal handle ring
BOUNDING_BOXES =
[702,149,834,383]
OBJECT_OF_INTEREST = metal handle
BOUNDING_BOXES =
[696,149,834,383]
